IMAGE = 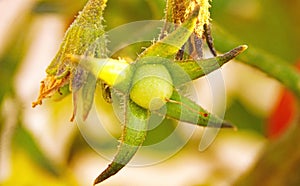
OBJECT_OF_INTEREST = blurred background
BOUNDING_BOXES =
[0,0,300,185]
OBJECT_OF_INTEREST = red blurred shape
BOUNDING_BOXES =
[267,90,296,139]
[267,61,300,139]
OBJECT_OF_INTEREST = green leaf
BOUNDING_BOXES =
[93,100,149,185]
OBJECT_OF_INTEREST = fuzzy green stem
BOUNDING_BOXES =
[212,24,300,98]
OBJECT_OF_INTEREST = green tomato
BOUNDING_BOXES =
[130,64,173,110]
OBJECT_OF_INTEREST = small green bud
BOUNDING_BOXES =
[130,64,173,110]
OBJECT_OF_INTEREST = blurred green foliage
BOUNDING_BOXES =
[210,0,300,134]
[211,0,300,63]
[226,100,264,133]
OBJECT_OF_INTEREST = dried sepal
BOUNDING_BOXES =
[32,73,70,107]
[33,0,108,110]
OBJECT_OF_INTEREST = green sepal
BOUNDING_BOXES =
[137,5,200,60]
[175,45,248,81]
[81,73,97,120]
[46,0,107,76]
[155,91,234,128]
[93,100,149,185]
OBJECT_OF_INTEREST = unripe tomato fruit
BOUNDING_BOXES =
[130,64,173,110]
